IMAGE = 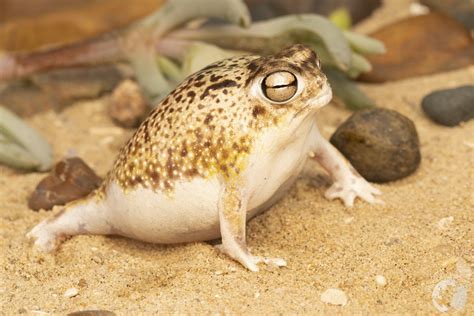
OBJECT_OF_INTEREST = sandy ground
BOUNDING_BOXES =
[1,0,473,314]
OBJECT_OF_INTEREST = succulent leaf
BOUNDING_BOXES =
[344,31,386,54]
[182,42,242,77]
[325,68,376,110]
[138,0,251,38]
[0,106,53,171]
[157,55,183,84]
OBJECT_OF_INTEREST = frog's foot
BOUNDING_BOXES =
[218,186,287,272]
[215,244,287,272]
[27,219,66,252]
[325,176,382,207]
[27,199,111,252]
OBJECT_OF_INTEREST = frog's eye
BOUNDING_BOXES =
[261,71,298,103]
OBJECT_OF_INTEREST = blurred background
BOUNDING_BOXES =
[0,0,382,52]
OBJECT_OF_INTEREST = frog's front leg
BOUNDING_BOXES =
[309,128,382,207]
[216,184,287,272]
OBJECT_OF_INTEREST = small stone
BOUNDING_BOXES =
[330,108,421,183]
[320,288,348,306]
[63,287,79,298]
[437,216,454,230]
[421,86,474,127]
[375,275,387,286]
[28,157,102,211]
[78,279,88,288]
[108,79,149,128]
[343,217,354,224]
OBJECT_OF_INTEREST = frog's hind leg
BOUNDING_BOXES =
[216,185,287,272]
[27,197,111,252]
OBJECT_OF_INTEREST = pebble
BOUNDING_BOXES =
[63,287,79,298]
[28,157,102,211]
[108,79,149,128]
[320,288,348,306]
[421,86,474,126]
[330,108,421,182]
[343,217,354,224]
[375,275,387,286]
[437,216,454,230]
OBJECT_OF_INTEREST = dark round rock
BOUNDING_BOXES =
[330,108,421,183]
[421,85,474,127]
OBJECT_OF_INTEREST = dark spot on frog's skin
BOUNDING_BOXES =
[175,95,182,102]
[204,114,213,125]
[196,74,205,81]
[247,61,258,71]
[194,81,205,88]
[210,74,223,82]
[187,91,196,102]
[252,105,266,118]
[200,80,239,100]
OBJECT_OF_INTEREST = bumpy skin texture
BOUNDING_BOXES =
[28,45,381,271]
[106,45,326,193]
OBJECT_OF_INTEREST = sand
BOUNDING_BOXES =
[1,0,473,314]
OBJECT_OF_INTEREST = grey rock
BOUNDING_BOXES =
[422,85,474,127]
[330,108,421,183]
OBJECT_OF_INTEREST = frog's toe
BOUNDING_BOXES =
[325,177,383,207]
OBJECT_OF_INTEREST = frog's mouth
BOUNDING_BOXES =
[294,84,332,118]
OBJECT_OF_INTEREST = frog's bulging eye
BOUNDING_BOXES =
[262,71,298,103]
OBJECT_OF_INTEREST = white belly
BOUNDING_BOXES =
[102,119,317,244]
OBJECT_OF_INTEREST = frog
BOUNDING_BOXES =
[27,44,381,272]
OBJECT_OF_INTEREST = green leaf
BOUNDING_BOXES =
[344,31,386,54]
[0,138,41,170]
[127,45,172,100]
[182,42,241,77]
[325,68,376,110]
[172,14,352,70]
[137,0,251,38]
[0,106,53,171]
[157,55,183,84]
[126,0,251,100]
[347,52,372,77]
